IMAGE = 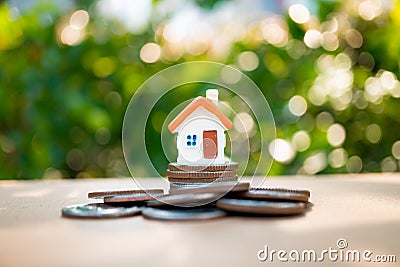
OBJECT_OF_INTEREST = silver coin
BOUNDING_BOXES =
[147,193,219,207]
[142,207,227,221]
[61,203,142,219]
[216,199,305,215]
[249,187,311,198]
[170,182,249,195]
[170,182,210,187]
[169,182,212,192]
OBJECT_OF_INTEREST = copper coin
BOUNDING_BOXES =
[168,162,239,172]
[249,187,311,198]
[167,176,238,183]
[167,170,236,178]
[61,203,142,219]
[147,193,219,207]
[170,182,250,195]
[142,207,227,221]
[104,193,164,204]
[232,189,309,202]
[216,199,305,215]
[88,189,164,199]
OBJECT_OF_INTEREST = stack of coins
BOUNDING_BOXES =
[167,162,239,191]
[61,182,312,221]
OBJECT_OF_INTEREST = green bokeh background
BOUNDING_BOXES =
[1,0,400,179]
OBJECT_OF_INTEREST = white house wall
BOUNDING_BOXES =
[177,116,226,165]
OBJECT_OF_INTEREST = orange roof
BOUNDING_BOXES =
[168,97,233,133]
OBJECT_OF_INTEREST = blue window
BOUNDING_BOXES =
[186,134,197,146]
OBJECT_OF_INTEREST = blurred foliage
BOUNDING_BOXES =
[0,0,400,179]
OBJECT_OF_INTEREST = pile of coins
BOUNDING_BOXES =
[62,181,312,221]
[167,162,239,190]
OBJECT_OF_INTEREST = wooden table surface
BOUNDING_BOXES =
[0,174,399,267]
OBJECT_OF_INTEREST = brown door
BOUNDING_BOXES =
[203,130,218,159]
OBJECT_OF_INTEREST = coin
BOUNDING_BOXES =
[142,207,227,221]
[168,162,239,172]
[88,189,164,199]
[231,189,309,202]
[167,170,236,178]
[170,182,250,195]
[249,187,311,198]
[169,182,211,189]
[216,199,305,215]
[167,176,238,183]
[61,203,142,219]
[169,182,212,192]
[169,182,232,191]
[104,193,164,204]
[147,193,219,207]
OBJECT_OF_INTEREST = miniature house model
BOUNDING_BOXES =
[168,89,232,165]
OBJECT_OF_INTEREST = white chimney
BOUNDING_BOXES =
[206,89,219,106]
